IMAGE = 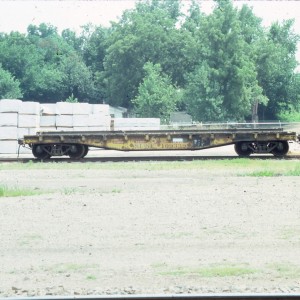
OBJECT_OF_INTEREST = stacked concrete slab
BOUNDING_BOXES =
[0,99,160,154]
[40,103,57,131]
[0,99,23,154]
[0,99,41,154]
[40,103,111,132]
[113,118,160,131]
[18,101,41,154]
[87,104,111,131]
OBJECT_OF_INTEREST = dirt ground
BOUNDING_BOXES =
[0,156,300,296]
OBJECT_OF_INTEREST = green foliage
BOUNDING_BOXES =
[132,62,180,123]
[242,164,300,177]
[277,106,300,122]
[267,262,300,279]
[103,0,186,107]
[65,93,78,103]
[2,160,300,175]
[0,185,43,197]
[184,1,267,122]
[0,65,22,98]
[0,1,299,118]
[158,263,257,277]
[256,20,300,119]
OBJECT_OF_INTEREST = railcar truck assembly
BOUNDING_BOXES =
[18,127,299,159]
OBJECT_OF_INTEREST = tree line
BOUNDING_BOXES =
[1,0,300,122]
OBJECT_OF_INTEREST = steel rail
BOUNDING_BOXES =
[1,155,300,163]
[2,293,300,300]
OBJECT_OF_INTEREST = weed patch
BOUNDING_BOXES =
[0,185,44,197]
[2,160,300,176]
[86,274,97,280]
[266,262,300,278]
[157,263,257,277]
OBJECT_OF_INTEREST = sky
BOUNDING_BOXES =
[0,0,300,34]
[0,0,300,62]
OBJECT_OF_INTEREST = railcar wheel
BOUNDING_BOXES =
[32,144,51,159]
[234,142,252,157]
[68,144,86,159]
[82,145,89,158]
[271,141,289,157]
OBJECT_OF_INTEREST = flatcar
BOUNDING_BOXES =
[17,128,298,159]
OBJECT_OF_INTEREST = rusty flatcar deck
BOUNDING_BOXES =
[18,128,298,159]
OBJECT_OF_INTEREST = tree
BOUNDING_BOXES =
[132,62,179,123]
[184,0,267,122]
[103,0,187,107]
[82,26,109,74]
[256,20,300,119]
[22,64,65,102]
[62,28,84,53]
[0,65,22,98]
[27,23,58,39]
[0,32,40,82]
[184,63,224,121]
[58,54,96,102]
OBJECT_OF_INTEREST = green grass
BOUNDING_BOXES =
[1,160,300,176]
[19,234,43,246]
[267,262,300,279]
[157,263,257,278]
[0,185,44,197]
[279,226,300,241]
[245,164,300,177]
[86,274,97,280]
[246,170,280,177]
[62,187,79,195]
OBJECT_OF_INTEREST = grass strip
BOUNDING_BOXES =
[158,263,257,277]
[1,160,300,176]
[0,185,43,197]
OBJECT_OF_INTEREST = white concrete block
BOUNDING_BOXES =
[73,103,90,115]
[0,140,17,154]
[73,126,110,132]
[37,127,56,133]
[112,118,160,131]
[73,115,89,126]
[113,118,160,126]
[92,104,110,115]
[56,115,73,127]
[0,127,18,140]
[28,128,38,135]
[114,126,160,131]
[88,126,110,131]
[19,101,40,115]
[56,102,74,115]
[73,127,91,132]
[0,113,18,126]
[0,99,22,113]
[40,115,56,127]
[17,128,29,139]
[18,145,33,154]
[41,104,57,115]
[56,127,74,132]
[18,114,40,128]
[88,114,111,127]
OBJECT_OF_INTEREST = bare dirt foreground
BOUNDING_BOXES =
[0,160,300,296]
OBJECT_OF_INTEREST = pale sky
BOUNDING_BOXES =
[1,0,300,34]
[0,0,300,63]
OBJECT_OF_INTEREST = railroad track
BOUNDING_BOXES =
[1,155,300,163]
[2,294,300,300]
